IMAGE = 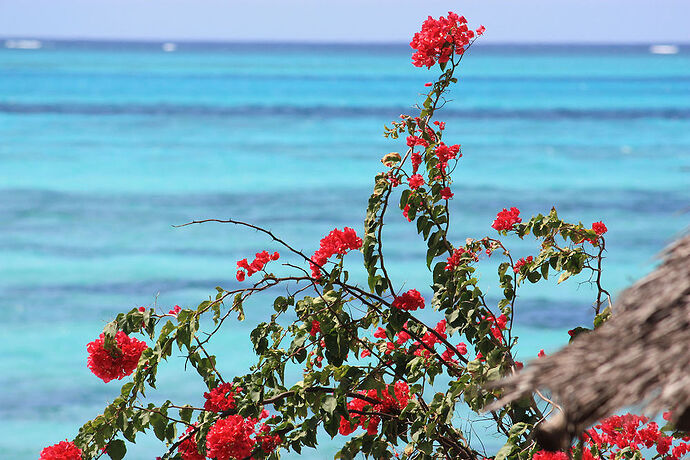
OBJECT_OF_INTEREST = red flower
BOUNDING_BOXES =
[203,382,242,413]
[513,255,533,273]
[360,349,371,358]
[495,314,508,330]
[391,289,425,311]
[592,221,607,236]
[40,440,82,460]
[373,327,387,339]
[206,415,255,460]
[178,426,204,460]
[538,349,546,358]
[408,174,425,190]
[86,331,148,383]
[445,247,477,270]
[476,25,486,36]
[435,142,461,171]
[310,227,362,279]
[411,152,422,174]
[168,305,181,316]
[255,424,281,455]
[403,204,412,222]
[309,320,321,337]
[410,12,480,68]
[533,451,568,460]
[339,382,411,436]
[236,250,280,281]
[491,207,522,231]
[406,135,428,148]
[440,187,454,199]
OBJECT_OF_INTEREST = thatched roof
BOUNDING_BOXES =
[486,233,690,451]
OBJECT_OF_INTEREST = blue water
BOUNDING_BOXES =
[1,41,689,459]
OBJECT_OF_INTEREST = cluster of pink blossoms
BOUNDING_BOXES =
[203,382,242,412]
[236,250,280,282]
[178,425,205,460]
[86,331,148,383]
[380,319,467,364]
[309,319,321,337]
[408,174,425,190]
[410,12,484,68]
[532,412,690,459]
[39,440,82,460]
[445,247,478,271]
[435,142,461,172]
[491,207,522,231]
[592,221,608,236]
[391,289,425,311]
[310,227,363,279]
[513,255,534,273]
[339,382,411,436]
[578,220,608,245]
[411,152,422,174]
[440,186,454,199]
[179,412,280,460]
[406,135,429,148]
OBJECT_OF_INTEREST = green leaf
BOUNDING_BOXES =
[322,395,337,415]
[557,271,571,284]
[106,439,126,460]
[494,441,516,460]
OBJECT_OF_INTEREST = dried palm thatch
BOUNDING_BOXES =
[485,233,690,451]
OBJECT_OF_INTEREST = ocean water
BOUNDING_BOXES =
[1,41,689,459]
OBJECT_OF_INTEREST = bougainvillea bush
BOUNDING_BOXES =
[41,12,689,460]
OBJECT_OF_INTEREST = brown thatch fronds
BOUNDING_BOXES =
[485,233,690,451]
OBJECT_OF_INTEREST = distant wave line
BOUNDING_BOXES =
[2,103,690,120]
[6,71,690,84]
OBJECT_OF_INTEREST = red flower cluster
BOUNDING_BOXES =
[391,289,425,311]
[533,413,690,460]
[408,174,425,190]
[513,255,534,273]
[592,221,608,236]
[205,414,281,460]
[178,426,204,460]
[532,452,568,460]
[403,203,412,222]
[236,251,280,282]
[411,152,422,174]
[339,382,411,436]
[309,320,321,337]
[168,305,181,316]
[310,227,363,279]
[407,320,457,360]
[406,135,428,148]
[585,413,689,458]
[440,342,468,364]
[435,142,461,172]
[86,331,148,383]
[204,382,242,412]
[40,440,82,460]
[439,186,454,200]
[445,247,477,271]
[491,207,522,231]
[410,12,481,68]
[476,313,508,343]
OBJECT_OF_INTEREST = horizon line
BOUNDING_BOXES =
[2,36,689,47]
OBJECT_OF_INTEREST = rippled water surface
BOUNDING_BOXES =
[1,42,688,458]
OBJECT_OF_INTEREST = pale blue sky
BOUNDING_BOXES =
[1,0,689,43]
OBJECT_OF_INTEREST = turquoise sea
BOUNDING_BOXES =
[1,41,689,458]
